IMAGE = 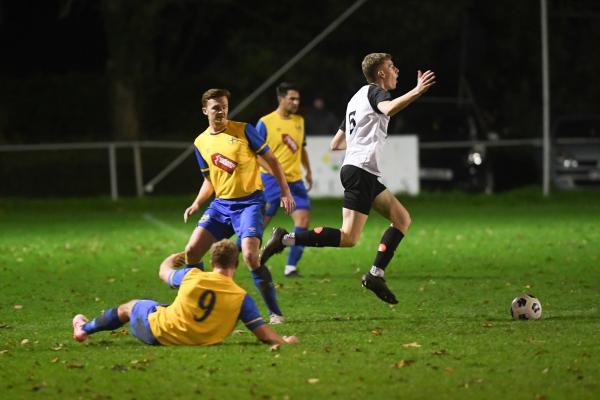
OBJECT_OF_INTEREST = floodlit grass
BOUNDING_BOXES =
[1,189,599,399]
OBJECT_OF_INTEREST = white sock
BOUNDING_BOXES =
[370,266,384,277]
[282,233,296,246]
[284,265,297,275]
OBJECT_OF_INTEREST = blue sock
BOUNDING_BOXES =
[83,307,123,334]
[186,261,204,271]
[287,226,307,267]
[235,236,242,252]
[251,265,283,316]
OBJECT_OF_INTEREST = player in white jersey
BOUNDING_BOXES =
[261,53,435,304]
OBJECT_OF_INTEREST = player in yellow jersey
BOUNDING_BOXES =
[256,83,313,277]
[72,240,298,346]
[183,89,295,325]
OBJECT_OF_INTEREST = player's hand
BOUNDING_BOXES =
[416,70,436,94]
[280,193,296,215]
[305,171,313,191]
[283,335,298,344]
[183,204,199,224]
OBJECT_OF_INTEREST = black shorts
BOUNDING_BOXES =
[340,165,386,215]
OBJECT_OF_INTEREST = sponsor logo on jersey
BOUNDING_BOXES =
[248,227,256,233]
[211,153,238,174]
[282,134,298,153]
[200,214,210,222]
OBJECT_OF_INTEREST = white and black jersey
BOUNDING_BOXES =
[339,84,392,177]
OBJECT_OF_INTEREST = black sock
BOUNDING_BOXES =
[295,227,341,247]
[372,227,404,271]
[251,265,282,316]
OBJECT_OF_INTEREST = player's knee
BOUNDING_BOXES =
[184,243,199,260]
[340,231,360,247]
[242,251,260,268]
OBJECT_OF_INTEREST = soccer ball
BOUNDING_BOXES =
[510,293,542,320]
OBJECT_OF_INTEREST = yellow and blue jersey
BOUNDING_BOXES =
[194,121,269,199]
[147,269,264,345]
[256,112,305,182]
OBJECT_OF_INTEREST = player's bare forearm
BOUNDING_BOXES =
[301,147,313,190]
[301,147,312,175]
[257,155,274,175]
[158,252,186,284]
[251,324,297,345]
[262,151,291,197]
[330,129,346,150]
[379,70,436,117]
[194,178,214,206]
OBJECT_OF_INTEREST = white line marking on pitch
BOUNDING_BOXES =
[142,213,189,239]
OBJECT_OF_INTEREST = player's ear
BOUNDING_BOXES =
[202,107,208,116]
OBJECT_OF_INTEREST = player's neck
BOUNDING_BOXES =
[276,107,292,119]
[213,267,235,278]
[209,120,228,133]
[372,81,390,91]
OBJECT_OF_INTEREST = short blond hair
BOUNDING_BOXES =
[361,53,391,83]
[210,239,239,269]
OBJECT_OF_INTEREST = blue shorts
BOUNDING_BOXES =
[129,300,162,346]
[261,173,310,217]
[198,191,265,240]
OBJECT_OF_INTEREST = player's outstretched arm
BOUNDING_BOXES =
[184,178,214,223]
[330,129,346,150]
[262,150,296,215]
[251,324,298,345]
[377,70,436,117]
[158,252,186,284]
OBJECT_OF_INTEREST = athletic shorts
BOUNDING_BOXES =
[261,173,310,217]
[198,190,265,240]
[129,300,162,346]
[340,165,386,215]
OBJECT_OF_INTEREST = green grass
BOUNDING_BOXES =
[1,189,599,399]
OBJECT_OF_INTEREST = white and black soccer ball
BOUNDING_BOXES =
[510,293,542,320]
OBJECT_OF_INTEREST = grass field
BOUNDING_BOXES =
[1,189,599,399]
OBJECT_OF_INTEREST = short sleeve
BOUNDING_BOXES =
[244,124,270,156]
[167,267,193,289]
[367,85,392,114]
[194,148,210,177]
[239,294,265,331]
[255,120,268,142]
[339,118,346,132]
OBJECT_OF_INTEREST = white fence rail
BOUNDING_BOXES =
[2,137,596,199]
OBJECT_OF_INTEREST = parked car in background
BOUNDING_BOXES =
[552,115,600,190]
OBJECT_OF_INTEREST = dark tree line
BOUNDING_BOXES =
[0,0,599,144]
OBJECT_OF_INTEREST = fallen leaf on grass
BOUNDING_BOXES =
[51,357,60,363]
[432,349,449,356]
[402,342,421,348]
[51,343,66,351]
[112,364,128,372]
[445,367,454,374]
[67,362,85,369]
[371,328,382,336]
[21,339,30,345]
[269,344,280,352]
[0,350,9,355]
[231,330,245,335]
[392,359,415,368]
[14,305,23,310]
[0,323,12,329]
[542,367,549,374]
[481,322,494,328]
[307,378,319,384]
